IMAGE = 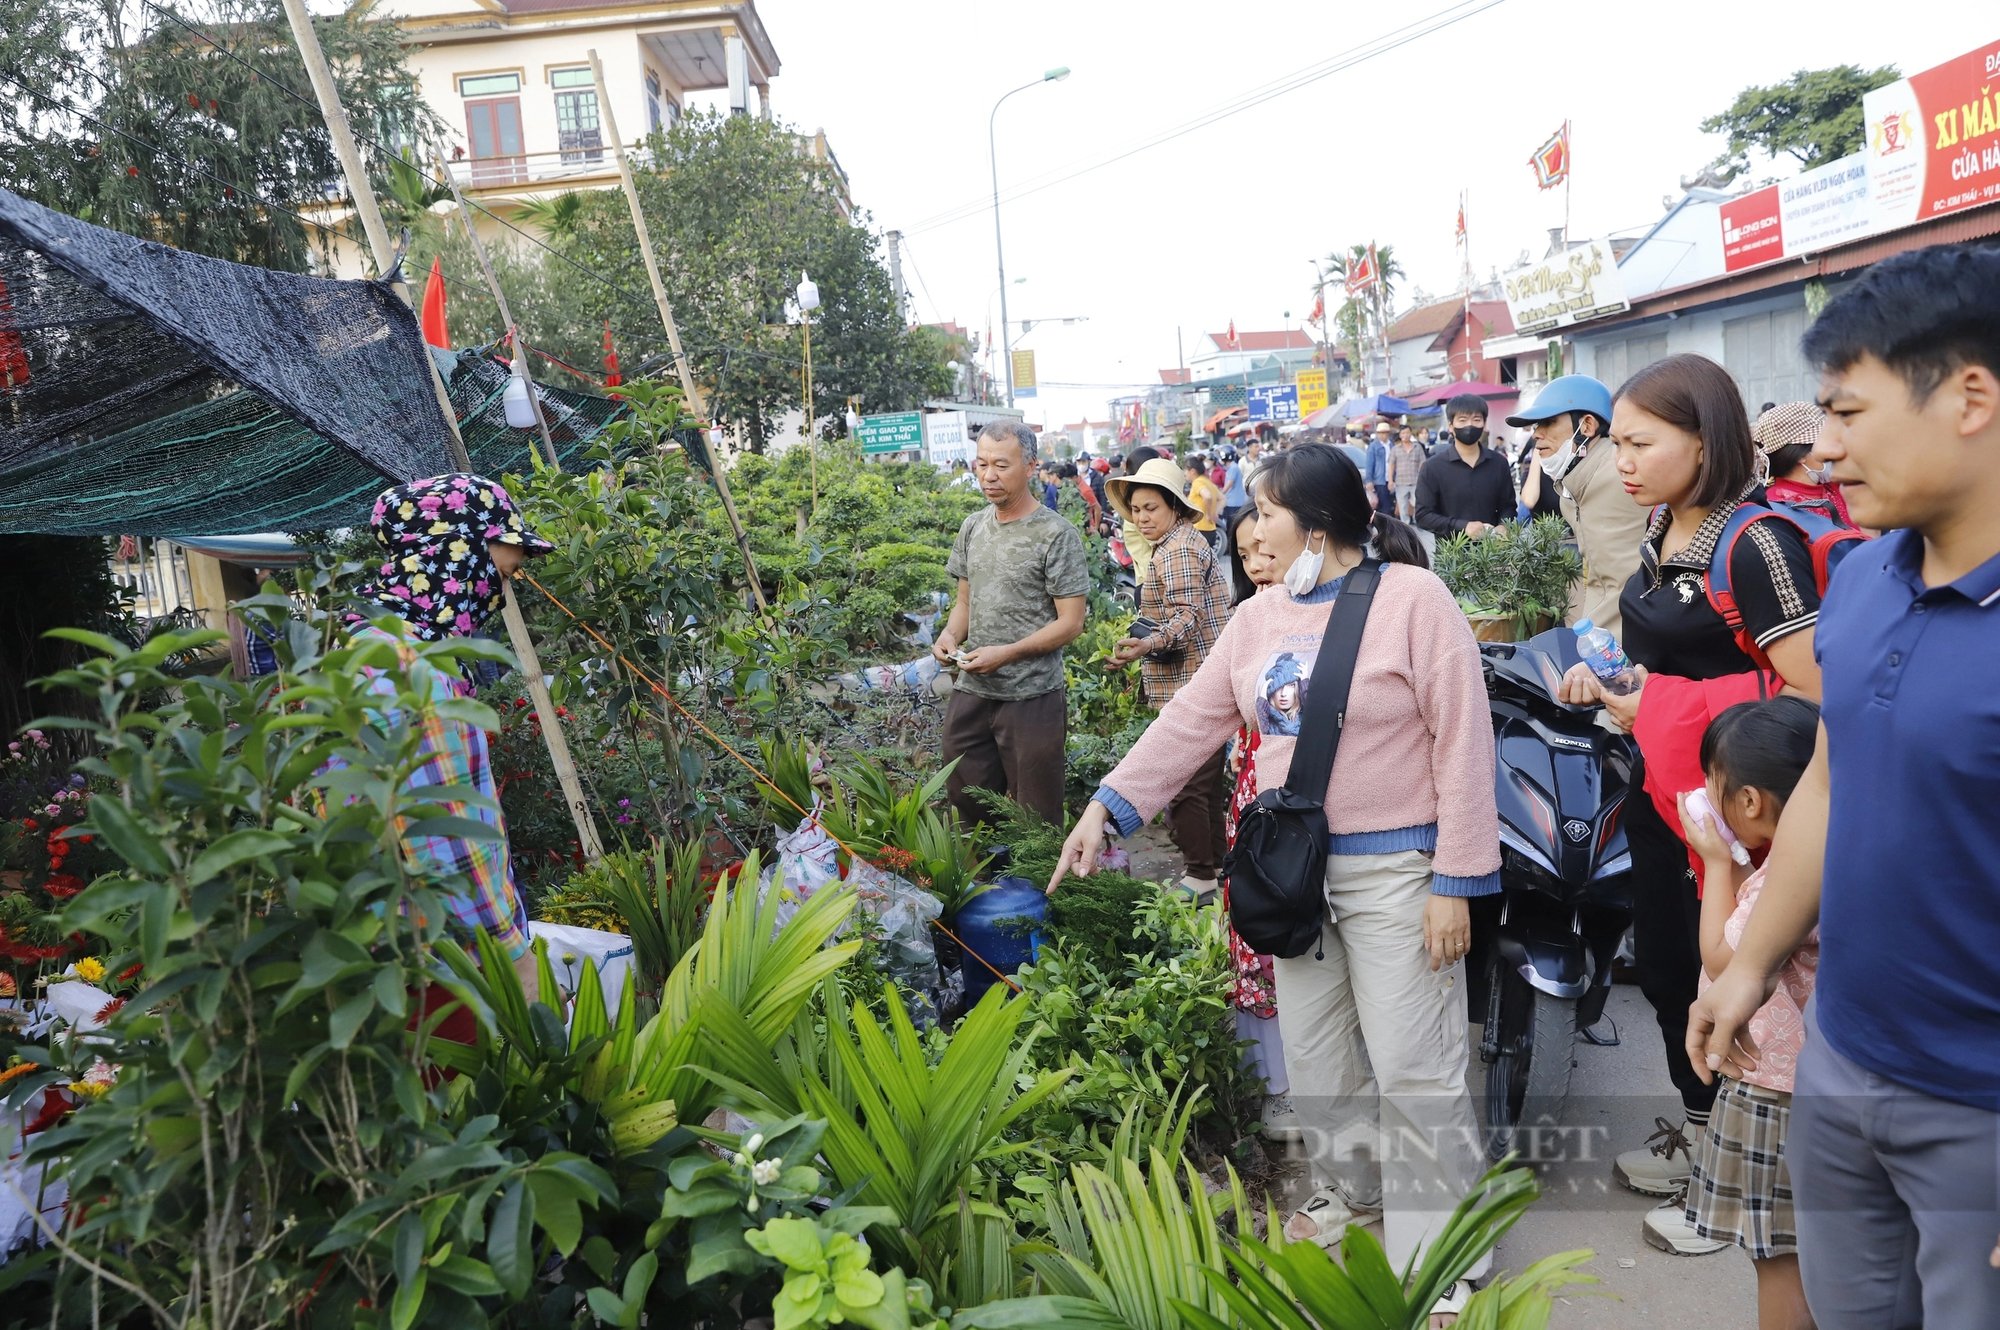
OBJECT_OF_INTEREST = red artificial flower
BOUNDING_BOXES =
[187,93,201,108]
[21,818,37,831]
[115,963,143,983]
[126,166,139,178]
[206,99,217,114]
[223,186,235,199]
[43,874,84,899]
[94,997,126,1023]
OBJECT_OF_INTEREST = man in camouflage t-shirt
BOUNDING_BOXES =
[932,421,1089,825]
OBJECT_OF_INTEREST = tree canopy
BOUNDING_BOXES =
[430,111,953,449]
[1697,63,1900,186]
[0,0,428,272]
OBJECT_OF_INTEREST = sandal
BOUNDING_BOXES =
[1429,1278,1474,1326]
[1284,1189,1357,1250]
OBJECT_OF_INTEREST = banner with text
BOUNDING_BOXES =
[1720,185,1784,272]
[1864,38,2000,230]
[1011,349,1038,398]
[1500,238,1631,335]
[1295,368,1329,414]
[856,410,924,456]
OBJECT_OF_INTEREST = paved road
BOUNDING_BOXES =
[1257,985,1753,1322]
[1124,814,1756,1321]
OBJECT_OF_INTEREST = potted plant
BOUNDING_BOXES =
[1433,516,1585,642]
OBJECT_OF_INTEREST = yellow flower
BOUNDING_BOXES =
[409,574,432,594]
[73,956,106,983]
[447,538,471,561]
[66,1079,111,1099]
[428,520,453,536]
[399,501,417,519]
[402,554,423,573]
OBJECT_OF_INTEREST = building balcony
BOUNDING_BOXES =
[445,144,635,193]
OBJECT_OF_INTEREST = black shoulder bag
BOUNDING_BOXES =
[1222,559,1383,959]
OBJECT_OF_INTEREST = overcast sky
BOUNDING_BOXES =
[738,0,1972,429]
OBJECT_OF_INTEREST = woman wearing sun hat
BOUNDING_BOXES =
[1103,457,1234,894]
[350,472,555,991]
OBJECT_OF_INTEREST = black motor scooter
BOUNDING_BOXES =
[1472,626,1635,1163]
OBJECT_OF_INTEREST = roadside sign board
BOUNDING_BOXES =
[1295,368,1328,414]
[857,410,924,455]
[1246,384,1300,423]
[923,411,970,466]
[1011,349,1038,398]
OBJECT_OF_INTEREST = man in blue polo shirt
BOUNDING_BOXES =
[1688,244,2000,1327]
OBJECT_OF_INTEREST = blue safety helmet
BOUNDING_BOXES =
[1505,374,1614,431]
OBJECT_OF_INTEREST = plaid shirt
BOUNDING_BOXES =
[352,626,531,959]
[1136,521,1233,706]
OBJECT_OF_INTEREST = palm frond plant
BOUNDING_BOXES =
[720,982,1072,1288]
[563,833,710,995]
[1175,1164,1597,1330]
[1015,1147,1255,1330]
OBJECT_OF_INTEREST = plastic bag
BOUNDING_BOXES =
[528,921,635,1016]
[834,654,946,697]
[759,800,843,932]
[846,861,944,1026]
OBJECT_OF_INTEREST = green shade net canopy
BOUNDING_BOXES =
[0,186,458,482]
[0,350,628,536]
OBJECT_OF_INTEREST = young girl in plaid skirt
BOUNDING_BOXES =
[1675,697,1822,1329]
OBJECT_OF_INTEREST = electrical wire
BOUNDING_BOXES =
[896,234,945,325]
[900,0,1510,238]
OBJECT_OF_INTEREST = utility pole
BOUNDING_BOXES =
[885,229,907,323]
[279,0,604,861]
[589,49,767,611]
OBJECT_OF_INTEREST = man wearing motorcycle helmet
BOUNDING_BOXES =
[1507,375,1648,638]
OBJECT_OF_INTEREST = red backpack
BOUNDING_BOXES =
[1700,499,1868,672]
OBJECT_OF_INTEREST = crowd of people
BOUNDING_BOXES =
[927,242,1998,1329]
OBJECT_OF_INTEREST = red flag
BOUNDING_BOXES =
[1529,122,1571,190]
[1454,195,1467,244]
[1344,247,1377,297]
[1308,289,1325,323]
[0,274,28,390]
[420,257,449,349]
[601,321,622,387]
[1226,319,1239,349]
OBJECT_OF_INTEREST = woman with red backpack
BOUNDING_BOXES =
[1557,354,1845,1260]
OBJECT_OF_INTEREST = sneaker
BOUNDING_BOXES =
[1614,1116,1701,1196]
[1260,1094,1303,1143]
[1641,1189,1727,1257]
[1179,875,1219,901]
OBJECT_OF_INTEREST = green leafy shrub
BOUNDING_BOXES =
[1433,516,1585,636]
[1012,894,1260,1160]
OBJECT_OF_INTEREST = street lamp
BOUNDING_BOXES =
[797,271,821,510]
[990,66,1070,408]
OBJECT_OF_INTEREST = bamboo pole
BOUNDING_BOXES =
[433,153,563,471]
[587,48,768,612]
[280,0,604,861]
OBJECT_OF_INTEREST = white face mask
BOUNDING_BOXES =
[1803,459,1836,486]
[1541,426,1587,481]
[1283,530,1326,596]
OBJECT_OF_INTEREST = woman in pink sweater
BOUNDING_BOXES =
[1048,444,1501,1322]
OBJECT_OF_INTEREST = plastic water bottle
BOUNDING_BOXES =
[1573,620,1638,696]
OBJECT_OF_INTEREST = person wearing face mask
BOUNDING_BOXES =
[1103,457,1235,895]
[1048,445,1500,1324]
[1507,375,1648,637]
[1414,394,1515,540]
[350,473,555,993]
[1754,401,1853,527]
